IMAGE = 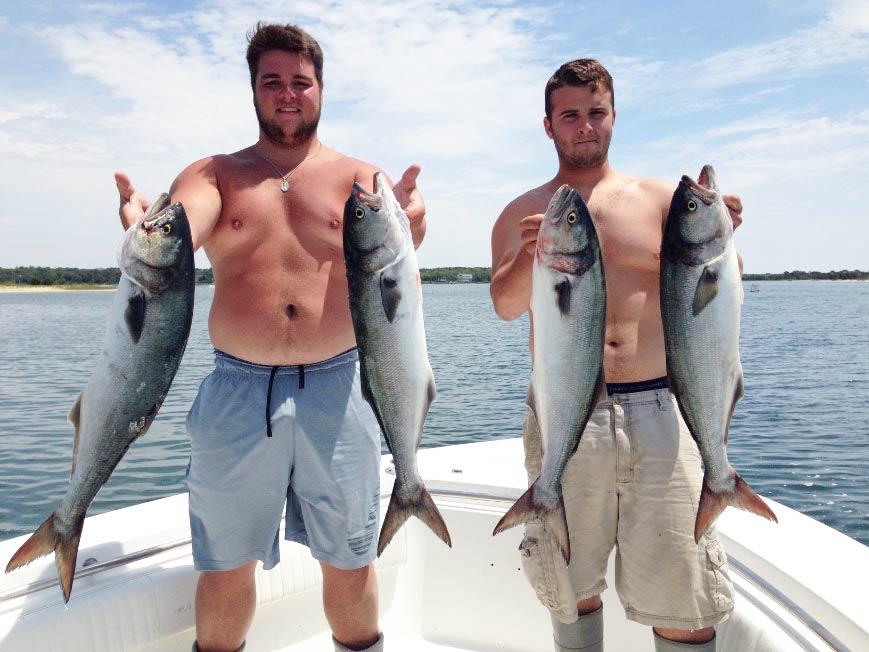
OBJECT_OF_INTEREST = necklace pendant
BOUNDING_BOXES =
[280,180,289,192]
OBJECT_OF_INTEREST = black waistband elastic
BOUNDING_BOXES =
[606,376,669,394]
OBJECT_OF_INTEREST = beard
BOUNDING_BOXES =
[553,132,611,169]
[254,98,321,147]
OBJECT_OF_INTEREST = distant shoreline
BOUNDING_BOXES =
[0,284,116,293]
[3,278,868,294]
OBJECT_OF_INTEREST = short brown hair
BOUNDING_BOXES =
[246,22,324,90]
[544,59,614,120]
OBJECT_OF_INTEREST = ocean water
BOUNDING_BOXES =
[0,281,866,545]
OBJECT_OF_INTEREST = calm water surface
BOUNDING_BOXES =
[0,282,866,544]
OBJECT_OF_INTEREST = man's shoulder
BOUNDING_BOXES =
[315,148,385,188]
[500,183,558,220]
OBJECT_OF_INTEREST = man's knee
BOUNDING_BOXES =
[197,561,257,596]
[652,627,715,652]
[322,562,375,585]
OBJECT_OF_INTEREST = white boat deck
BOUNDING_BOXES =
[0,438,866,652]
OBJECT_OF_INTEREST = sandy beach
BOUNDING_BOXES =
[0,285,116,293]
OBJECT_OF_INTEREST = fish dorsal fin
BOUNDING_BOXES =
[68,392,83,474]
[692,263,720,316]
[125,290,146,343]
[380,271,402,322]
[555,279,571,316]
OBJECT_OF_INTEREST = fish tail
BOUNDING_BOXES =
[694,472,778,543]
[493,483,570,563]
[5,512,84,602]
[377,482,451,556]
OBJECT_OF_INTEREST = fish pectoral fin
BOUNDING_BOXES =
[68,392,83,474]
[692,263,721,316]
[125,289,146,343]
[555,278,571,316]
[379,272,402,322]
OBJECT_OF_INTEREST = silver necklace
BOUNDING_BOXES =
[255,141,322,192]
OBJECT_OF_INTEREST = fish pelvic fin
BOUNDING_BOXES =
[5,512,84,603]
[378,482,451,556]
[493,483,570,563]
[694,471,778,543]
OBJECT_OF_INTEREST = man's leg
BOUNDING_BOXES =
[194,561,257,652]
[322,562,381,651]
[653,627,715,650]
[551,596,604,652]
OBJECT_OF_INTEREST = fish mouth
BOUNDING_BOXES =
[142,193,171,224]
[351,182,382,211]
[680,165,718,205]
[546,184,582,225]
[697,164,719,192]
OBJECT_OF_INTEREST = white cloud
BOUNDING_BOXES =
[2,0,868,271]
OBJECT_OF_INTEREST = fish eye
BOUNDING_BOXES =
[161,224,172,234]
[567,211,577,224]
[687,200,697,212]
[355,207,365,219]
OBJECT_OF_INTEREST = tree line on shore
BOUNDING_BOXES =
[1,266,867,287]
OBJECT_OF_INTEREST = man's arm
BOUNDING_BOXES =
[490,200,543,322]
[115,157,223,251]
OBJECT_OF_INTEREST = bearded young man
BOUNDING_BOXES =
[490,59,743,652]
[115,23,425,652]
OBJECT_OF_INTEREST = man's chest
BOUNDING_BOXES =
[216,179,350,252]
[588,200,664,273]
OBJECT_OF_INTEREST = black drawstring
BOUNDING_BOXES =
[266,364,305,437]
[266,366,278,437]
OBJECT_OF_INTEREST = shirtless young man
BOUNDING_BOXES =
[115,23,425,652]
[490,60,743,652]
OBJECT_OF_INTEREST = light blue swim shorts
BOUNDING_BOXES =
[185,348,382,572]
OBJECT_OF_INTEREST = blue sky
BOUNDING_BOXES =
[1,0,867,273]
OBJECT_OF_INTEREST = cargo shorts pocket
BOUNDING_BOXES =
[519,518,577,620]
[704,538,734,612]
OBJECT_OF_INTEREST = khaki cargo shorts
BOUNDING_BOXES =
[519,384,734,630]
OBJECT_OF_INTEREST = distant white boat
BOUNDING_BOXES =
[0,438,865,651]
[750,284,760,292]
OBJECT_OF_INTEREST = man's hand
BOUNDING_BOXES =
[115,171,150,230]
[520,214,544,256]
[393,164,425,224]
[723,194,743,230]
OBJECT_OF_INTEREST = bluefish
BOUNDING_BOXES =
[6,194,195,601]
[493,185,606,563]
[660,165,776,542]
[343,173,451,555]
